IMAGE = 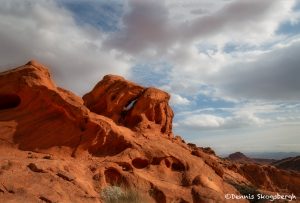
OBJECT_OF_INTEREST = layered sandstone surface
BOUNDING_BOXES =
[83,74,174,136]
[0,61,299,203]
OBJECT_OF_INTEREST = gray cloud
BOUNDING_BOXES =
[1,0,297,101]
[213,41,300,100]
[0,0,296,98]
[104,0,175,55]
[105,0,286,55]
[181,0,277,41]
[0,0,131,95]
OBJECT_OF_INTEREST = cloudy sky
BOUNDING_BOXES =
[1,0,300,155]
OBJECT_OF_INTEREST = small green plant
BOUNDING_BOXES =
[230,182,267,203]
[100,185,149,203]
[101,186,124,203]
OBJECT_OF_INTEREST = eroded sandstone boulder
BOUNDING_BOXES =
[83,75,174,136]
[0,60,133,156]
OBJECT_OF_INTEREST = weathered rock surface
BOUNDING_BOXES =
[0,61,299,203]
[83,75,174,136]
[0,60,133,157]
[222,160,300,196]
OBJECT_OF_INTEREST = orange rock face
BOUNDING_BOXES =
[237,163,300,195]
[0,60,130,156]
[0,61,299,203]
[83,75,174,136]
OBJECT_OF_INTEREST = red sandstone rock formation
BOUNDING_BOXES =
[0,60,133,157]
[0,61,299,203]
[237,163,300,195]
[83,75,174,136]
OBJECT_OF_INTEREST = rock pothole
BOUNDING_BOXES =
[104,167,126,186]
[0,94,21,110]
[27,163,45,173]
[132,158,149,169]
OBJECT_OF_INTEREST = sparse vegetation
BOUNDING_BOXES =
[100,185,149,203]
[230,182,267,203]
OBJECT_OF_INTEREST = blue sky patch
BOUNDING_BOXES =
[276,21,300,35]
[129,61,172,87]
[57,0,124,32]
[194,94,234,109]
[293,1,300,11]
[197,42,218,55]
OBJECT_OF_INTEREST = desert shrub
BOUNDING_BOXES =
[101,186,123,203]
[100,185,149,203]
[230,182,267,203]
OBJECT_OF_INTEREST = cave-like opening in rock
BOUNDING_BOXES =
[0,94,21,110]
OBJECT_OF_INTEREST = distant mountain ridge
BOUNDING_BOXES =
[246,152,300,159]
[227,152,253,162]
[272,156,300,172]
[227,152,300,172]
[227,152,276,164]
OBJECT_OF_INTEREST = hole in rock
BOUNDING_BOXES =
[0,94,21,110]
[151,157,162,165]
[111,94,117,101]
[181,174,191,186]
[132,158,149,169]
[124,99,136,111]
[192,175,201,185]
[164,159,171,168]
[171,161,185,171]
[104,168,126,186]
[161,126,167,133]
[150,187,166,203]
